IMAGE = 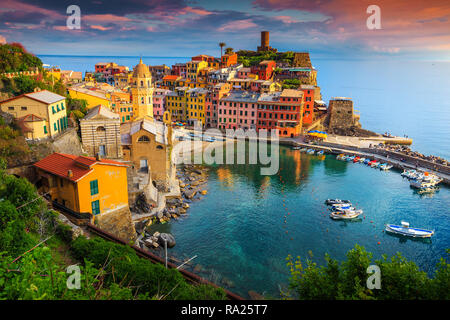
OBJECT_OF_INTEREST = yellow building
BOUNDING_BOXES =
[186,87,207,126]
[186,60,208,82]
[0,90,68,139]
[166,87,188,122]
[68,86,111,109]
[34,153,129,217]
[130,58,154,121]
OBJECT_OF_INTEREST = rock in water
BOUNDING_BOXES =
[158,233,176,248]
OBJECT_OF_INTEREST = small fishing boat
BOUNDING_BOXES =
[331,204,353,211]
[346,156,355,162]
[369,160,378,167]
[353,156,360,163]
[325,199,351,205]
[385,221,434,238]
[358,157,366,163]
[417,186,439,194]
[364,159,371,165]
[379,163,393,171]
[401,169,418,179]
[316,150,324,155]
[307,149,315,154]
[330,209,363,220]
[292,146,301,150]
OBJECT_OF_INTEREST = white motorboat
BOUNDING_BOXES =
[358,157,366,163]
[379,163,393,170]
[292,146,301,150]
[330,210,363,220]
[385,221,434,238]
[325,199,351,205]
[307,149,315,154]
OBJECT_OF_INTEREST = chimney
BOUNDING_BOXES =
[67,170,73,178]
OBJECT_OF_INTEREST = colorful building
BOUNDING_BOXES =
[34,153,129,217]
[257,89,304,137]
[186,60,208,82]
[68,85,111,109]
[299,85,321,126]
[205,83,231,128]
[186,87,207,126]
[171,63,186,78]
[218,91,259,130]
[221,52,238,67]
[166,87,188,122]
[153,89,171,121]
[161,75,181,90]
[0,90,68,139]
[251,60,276,80]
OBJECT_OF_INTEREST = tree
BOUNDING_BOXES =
[225,47,234,55]
[286,244,450,300]
[219,42,226,58]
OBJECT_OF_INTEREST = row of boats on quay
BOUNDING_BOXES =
[324,199,434,238]
[292,146,324,155]
[336,154,393,170]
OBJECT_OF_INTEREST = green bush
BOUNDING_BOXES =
[286,244,450,300]
[71,236,227,300]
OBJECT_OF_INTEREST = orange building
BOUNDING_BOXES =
[221,52,238,67]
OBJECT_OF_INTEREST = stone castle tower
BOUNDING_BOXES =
[131,58,154,121]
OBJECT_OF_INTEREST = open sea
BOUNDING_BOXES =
[38,55,450,298]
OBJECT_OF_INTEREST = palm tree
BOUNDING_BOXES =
[219,42,226,58]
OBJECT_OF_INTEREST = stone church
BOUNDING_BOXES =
[79,104,122,159]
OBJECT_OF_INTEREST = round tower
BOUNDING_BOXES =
[261,31,270,49]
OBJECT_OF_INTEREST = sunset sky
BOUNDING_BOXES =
[0,0,449,59]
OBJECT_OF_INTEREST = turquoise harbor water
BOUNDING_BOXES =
[152,147,450,298]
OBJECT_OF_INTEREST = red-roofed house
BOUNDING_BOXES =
[34,153,129,217]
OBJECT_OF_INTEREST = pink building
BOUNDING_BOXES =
[236,67,252,79]
[218,91,259,131]
[205,83,231,128]
[153,89,171,120]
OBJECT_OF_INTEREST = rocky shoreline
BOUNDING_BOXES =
[134,164,210,251]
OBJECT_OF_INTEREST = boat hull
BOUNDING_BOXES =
[385,225,434,238]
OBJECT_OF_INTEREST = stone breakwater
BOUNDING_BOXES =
[134,164,209,251]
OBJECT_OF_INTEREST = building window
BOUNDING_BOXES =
[90,179,99,196]
[21,106,27,111]
[138,135,150,142]
[91,200,100,215]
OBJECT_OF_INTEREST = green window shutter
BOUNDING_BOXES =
[44,125,47,134]
[61,102,65,110]
[54,123,57,131]
[57,104,60,111]
[52,106,56,114]
[91,200,100,215]
[90,180,99,195]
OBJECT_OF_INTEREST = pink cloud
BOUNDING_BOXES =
[146,26,156,32]
[218,19,258,32]
[84,14,133,23]
[275,15,299,24]
[183,6,213,16]
[90,25,113,31]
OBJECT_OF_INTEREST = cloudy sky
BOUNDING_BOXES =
[0,0,449,60]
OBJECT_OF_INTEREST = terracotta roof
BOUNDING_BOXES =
[162,75,180,81]
[34,153,128,182]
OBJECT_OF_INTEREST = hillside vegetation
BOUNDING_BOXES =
[0,161,226,300]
